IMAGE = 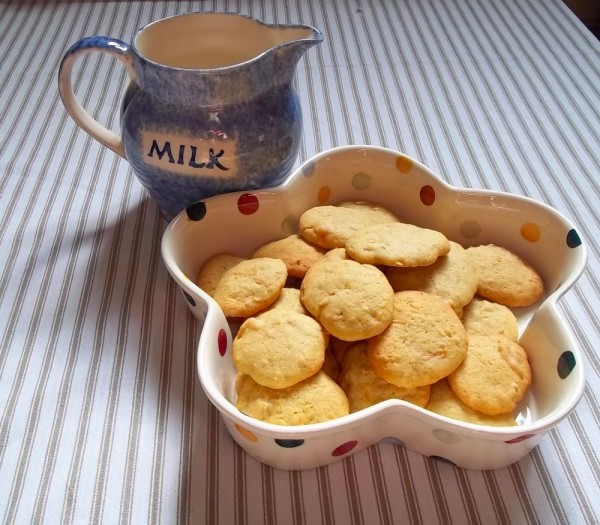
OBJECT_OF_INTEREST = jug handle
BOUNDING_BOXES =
[58,36,135,158]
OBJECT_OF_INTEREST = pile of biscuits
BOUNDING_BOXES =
[197,201,543,427]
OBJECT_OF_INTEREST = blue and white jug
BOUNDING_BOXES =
[59,12,323,220]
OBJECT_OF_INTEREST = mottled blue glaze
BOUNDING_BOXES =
[115,12,323,220]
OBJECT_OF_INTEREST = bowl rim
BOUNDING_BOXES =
[162,144,588,441]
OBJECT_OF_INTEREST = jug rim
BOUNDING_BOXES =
[131,11,324,73]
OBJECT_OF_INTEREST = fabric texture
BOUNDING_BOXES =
[1,0,599,523]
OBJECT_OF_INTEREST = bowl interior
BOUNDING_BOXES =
[162,145,586,440]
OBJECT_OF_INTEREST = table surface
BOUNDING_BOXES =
[1,0,600,523]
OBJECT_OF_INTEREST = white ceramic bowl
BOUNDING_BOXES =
[161,145,587,470]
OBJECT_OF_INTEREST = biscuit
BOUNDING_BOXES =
[252,234,326,278]
[426,379,516,427]
[336,200,400,223]
[321,348,340,382]
[329,336,354,365]
[447,334,532,416]
[235,371,350,425]
[212,258,287,317]
[345,222,450,267]
[465,244,544,307]
[298,204,398,249]
[461,297,519,342]
[300,257,394,341]
[339,342,430,412]
[367,291,468,388]
[386,241,478,315]
[197,253,245,297]
[232,309,328,389]
[257,287,307,316]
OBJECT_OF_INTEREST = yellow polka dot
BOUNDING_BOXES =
[318,185,331,203]
[460,220,481,239]
[235,424,258,442]
[396,155,413,173]
[521,222,541,243]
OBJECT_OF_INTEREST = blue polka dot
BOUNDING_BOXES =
[182,290,196,307]
[302,161,316,177]
[186,201,207,221]
[557,351,576,379]
[566,229,582,248]
[275,439,304,448]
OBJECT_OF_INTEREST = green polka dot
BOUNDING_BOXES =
[351,172,371,190]
[460,220,481,239]
[281,215,297,236]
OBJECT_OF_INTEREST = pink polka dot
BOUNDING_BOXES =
[237,193,259,215]
[331,440,358,457]
[218,328,227,356]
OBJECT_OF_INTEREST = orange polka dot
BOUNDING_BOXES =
[318,185,331,203]
[521,222,541,242]
[396,155,413,173]
[235,424,258,442]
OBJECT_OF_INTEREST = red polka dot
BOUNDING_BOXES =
[237,193,259,215]
[218,328,227,356]
[331,440,358,457]
[420,185,436,206]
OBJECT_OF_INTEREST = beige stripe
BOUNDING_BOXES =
[424,458,452,524]
[394,446,423,524]
[234,442,248,524]
[367,447,393,524]
[316,466,335,523]
[342,457,365,525]
[262,463,277,525]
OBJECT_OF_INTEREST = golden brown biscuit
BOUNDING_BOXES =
[447,334,532,416]
[321,348,341,383]
[426,379,516,427]
[465,244,544,307]
[336,200,400,222]
[235,371,350,425]
[257,287,307,316]
[461,297,519,342]
[339,342,430,412]
[252,234,326,278]
[197,253,245,297]
[232,309,328,389]
[386,241,478,315]
[298,204,398,249]
[300,257,394,341]
[367,291,468,388]
[345,222,450,267]
[212,257,287,317]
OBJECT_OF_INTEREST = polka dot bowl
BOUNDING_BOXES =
[161,145,587,470]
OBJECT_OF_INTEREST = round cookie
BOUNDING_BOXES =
[339,342,431,412]
[298,204,398,249]
[321,348,341,383]
[426,379,517,427]
[447,334,532,416]
[300,257,394,341]
[386,241,478,315]
[235,371,350,425]
[336,200,400,222]
[465,244,544,307]
[345,222,450,267]
[367,291,468,388]
[252,234,326,278]
[212,257,287,317]
[461,297,519,342]
[197,253,245,297]
[232,309,328,389]
[257,287,308,316]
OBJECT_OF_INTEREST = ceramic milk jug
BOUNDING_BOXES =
[58,12,323,220]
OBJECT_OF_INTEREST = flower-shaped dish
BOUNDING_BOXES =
[161,145,587,470]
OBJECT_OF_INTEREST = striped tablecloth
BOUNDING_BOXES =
[1,0,599,523]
